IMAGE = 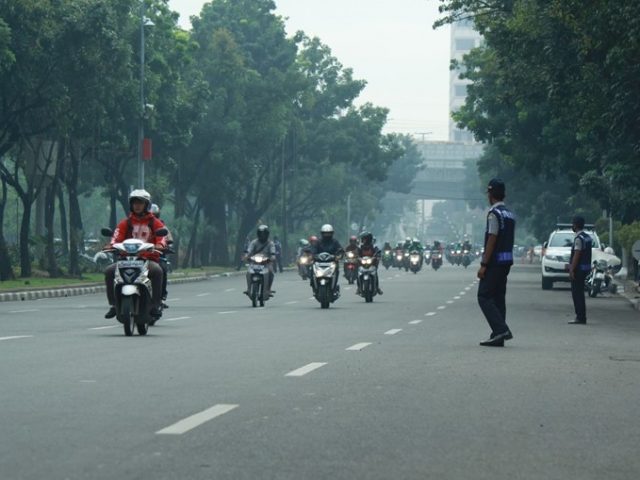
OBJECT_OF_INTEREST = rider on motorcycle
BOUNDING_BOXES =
[357,232,383,295]
[311,224,344,292]
[104,190,166,319]
[150,203,172,306]
[345,235,359,254]
[243,225,276,298]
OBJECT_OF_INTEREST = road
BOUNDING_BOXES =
[1,264,639,480]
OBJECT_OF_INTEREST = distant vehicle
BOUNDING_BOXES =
[533,245,543,257]
[541,224,621,290]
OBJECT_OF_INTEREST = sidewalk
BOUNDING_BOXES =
[613,278,640,311]
[0,270,244,303]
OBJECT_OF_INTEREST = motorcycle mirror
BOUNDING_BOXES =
[155,228,168,237]
[101,228,113,237]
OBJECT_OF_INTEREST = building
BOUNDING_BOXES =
[449,18,483,143]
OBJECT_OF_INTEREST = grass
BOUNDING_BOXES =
[0,266,238,291]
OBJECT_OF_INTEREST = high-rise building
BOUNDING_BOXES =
[449,18,482,143]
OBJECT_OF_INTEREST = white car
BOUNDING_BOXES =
[541,226,621,290]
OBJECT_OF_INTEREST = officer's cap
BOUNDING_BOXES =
[487,178,506,197]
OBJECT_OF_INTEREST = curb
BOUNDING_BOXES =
[613,279,640,311]
[0,271,246,303]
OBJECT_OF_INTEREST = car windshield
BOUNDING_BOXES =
[549,232,599,248]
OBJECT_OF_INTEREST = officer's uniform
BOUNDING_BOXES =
[570,230,592,323]
[478,202,516,337]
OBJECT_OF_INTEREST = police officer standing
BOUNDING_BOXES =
[477,178,516,347]
[568,215,592,324]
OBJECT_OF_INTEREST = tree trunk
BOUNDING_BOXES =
[57,185,69,256]
[44,179,62,277]
[0,176,15,280]
[211,199,229,265]
[19,195,33,277]
[183,203,201,269]
[67,144,82,277]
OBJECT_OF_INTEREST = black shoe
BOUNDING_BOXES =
[243,290,249,297]
[502,330,513,341]
[150,306,162,319]
[377,287,383,295]
[480,337,505,347]
[162,302,169,309]
[105,306,116,319]
[568,319,586,324]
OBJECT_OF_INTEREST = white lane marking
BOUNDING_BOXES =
[166,298,181,302]
[285,301,299,305]
[163,316,191,323]
[437,306,446,310]
[308,297,315,300]
[75,305,88,309]
[409,320,423,325]
[9,309,39,314]
[446,300,454,304]
[459,291,466,295]
[285,362,328,377]
[196,293,210,297]
[218,311,237,315]
[346,342,372,351]
[89,325,118,331]
[80,380,97,383]
[425,312,436,317]
[454,296,461,300]
[0,335,34,341]
[385,329,402,335]
[156,404,238,435]
[224,288,236,293]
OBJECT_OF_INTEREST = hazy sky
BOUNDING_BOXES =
[167,0,451,140]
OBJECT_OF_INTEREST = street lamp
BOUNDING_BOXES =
[138,3,154,189]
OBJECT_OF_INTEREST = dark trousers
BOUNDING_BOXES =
[105,262,163,308]
[477,265,511,336]
[275,254,283,273]
[159,261,168,300]
[571,271,587,321]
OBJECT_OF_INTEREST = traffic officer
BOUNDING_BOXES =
[477,178,516,347]
[568,215,592,324]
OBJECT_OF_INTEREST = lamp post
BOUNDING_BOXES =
[138,3,153,189]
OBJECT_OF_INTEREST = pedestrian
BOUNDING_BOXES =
[568,215,592,325]
[477,178,515,347]
[273,236,283,273]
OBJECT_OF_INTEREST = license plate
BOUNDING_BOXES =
[118,260,144,268]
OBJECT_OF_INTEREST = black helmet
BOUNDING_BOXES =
[257,224,269,242]
[361,232,373,245]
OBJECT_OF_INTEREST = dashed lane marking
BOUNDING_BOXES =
[446,300,454,304]
[89,325,118,331]
[384,329,402,335]
[0,335,34,341]
[166,298,181,302]
[196,293,211,297]
[285,301,299,305]
[454,296,461,299]
[163,316,191,322]
[425,312,436,317]
[8,309,39,314]
[437,306,446,310]
[285,362,328,377]
[224,288,236,293]
[218,311,237,315]
[409,320,423,325]
[156,404,239,435]
[346,343,372,351]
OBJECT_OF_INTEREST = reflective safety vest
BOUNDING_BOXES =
[570,231,592,272]
[485,204,515,266]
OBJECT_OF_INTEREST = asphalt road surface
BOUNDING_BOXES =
[1,264,639,480]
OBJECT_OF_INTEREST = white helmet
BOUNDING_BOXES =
[320,224,334,240]
[150,203,160,215]
[129,189,151,212]
[604,246,614,255]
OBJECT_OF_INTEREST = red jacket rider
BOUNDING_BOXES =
[109,212,166,261]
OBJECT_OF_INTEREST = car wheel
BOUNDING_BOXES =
[541,277,553,290]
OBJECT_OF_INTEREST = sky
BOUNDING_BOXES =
[167,0,452,140]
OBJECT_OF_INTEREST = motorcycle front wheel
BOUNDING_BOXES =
[318,284,330,309]
[121,296,135,337]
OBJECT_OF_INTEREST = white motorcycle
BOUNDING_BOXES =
[102,227,168,336]
[585,259,616,298]
[312,252,340,309]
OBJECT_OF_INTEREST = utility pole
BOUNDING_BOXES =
[346,193,351,240]
[137,3,153,190]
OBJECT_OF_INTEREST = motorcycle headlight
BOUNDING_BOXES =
[252,254,266,263]
[362,258,373,266]
[347,252,355,259]
[300,256,308,264]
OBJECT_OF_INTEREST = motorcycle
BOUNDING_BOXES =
[408,250,422,274]
[312,252,340,309]
[402,251,411,271]
[381,249,393,270]
[585,259,615,298]
[461,249,471,268]
[344,250,359,284]
[297,251,313,280]
[101,227,168,336]
[431,251,443,271]
[247,253,271,307]
[358,256,378,303]
[424,249,432,266]
[394,249,404,269]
